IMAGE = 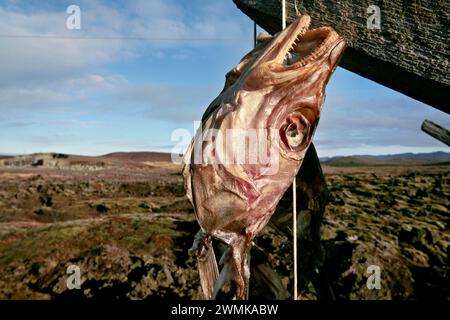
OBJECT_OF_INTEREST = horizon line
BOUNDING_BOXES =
[1,149,449,159]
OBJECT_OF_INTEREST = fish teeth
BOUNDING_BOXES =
[283,21,337,66]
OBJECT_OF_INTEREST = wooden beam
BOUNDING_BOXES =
[233,0,449,113]
[421,120,450,146]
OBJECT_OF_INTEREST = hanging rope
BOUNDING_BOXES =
[294,0,300,16]
[253,0,298,300]
[281,0,298,301]
[293,177,298,300]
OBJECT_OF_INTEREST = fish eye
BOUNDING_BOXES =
[286,122,304,147]
[281,113,310,150]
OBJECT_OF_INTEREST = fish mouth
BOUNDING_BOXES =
[276,15,342,67]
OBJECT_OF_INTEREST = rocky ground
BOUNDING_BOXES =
[0,160,448,300]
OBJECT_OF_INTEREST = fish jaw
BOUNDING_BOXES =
[245,15,346,90]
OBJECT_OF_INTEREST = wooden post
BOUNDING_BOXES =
[421,120,450,146]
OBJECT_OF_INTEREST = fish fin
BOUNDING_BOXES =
[212,238,251,300]
[197,240,219,300]
[212,247,234,299]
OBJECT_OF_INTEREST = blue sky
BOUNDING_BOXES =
[0,0,448,157]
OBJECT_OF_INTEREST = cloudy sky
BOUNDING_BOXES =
[0,0,448,157]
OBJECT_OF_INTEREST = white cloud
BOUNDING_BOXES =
[0,0,250,113]
[0,5,129,88]
[315,75,450,155]
[0,0,250,89]
[117,82,217,122]
[1,1,446,156]
[0,87,71,111]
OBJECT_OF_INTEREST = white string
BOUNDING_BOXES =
[254,0,297,300]
[293,178,298,300]
[281,0,298,301]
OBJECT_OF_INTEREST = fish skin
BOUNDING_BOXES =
[183,14,346,299]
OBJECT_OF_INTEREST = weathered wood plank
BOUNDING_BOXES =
[233,0,449,113]
[421,119,450,146]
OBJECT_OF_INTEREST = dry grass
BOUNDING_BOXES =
[0,159,448,299]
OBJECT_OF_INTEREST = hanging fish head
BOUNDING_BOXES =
[184,14,346,240]
[238,15,345,175]
[183,14,345,299]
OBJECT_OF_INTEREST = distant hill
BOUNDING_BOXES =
[0,151,174,170]
[102,152,172,162]
[363,151,450,161]
[1,151,448,169]
[322,152,450,167]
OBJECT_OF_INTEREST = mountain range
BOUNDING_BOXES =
[0,151,448,168]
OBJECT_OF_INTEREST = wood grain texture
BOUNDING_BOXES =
[233,0,449,113]
[421,119,450,146]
